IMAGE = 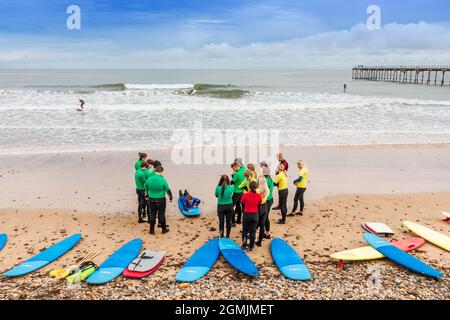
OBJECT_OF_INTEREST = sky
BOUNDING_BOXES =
[0,0,450,69]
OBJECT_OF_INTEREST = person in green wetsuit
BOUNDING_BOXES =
[215,175,234,238]
[135,152,148,171]
[230,161,246,226]
[144,165,173,235]
[135,161,149,223]
[263,166,274,239]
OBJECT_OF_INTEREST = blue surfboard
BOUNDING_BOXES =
[0,234,7,252]
[176,238,220,282]
[178,198,201,217]
[219,238,259,277]
[271,238,311,281]
[364,233,443,279]
[87,238,142,285]
[3,234,81,277]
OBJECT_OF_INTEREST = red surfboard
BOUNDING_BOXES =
[123,250,165,279]
[391,237,426,252]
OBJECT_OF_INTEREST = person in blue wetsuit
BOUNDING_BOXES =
[179,190,201,212]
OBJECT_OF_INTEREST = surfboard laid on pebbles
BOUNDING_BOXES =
[176,239,220,282]
[0,234,7,252]
[330,237,425,261]
[124,250,165,279]
[403,221,450,252]
[364,233,443,279]
[3,234,82,277]
[87,238,142,285]
[219,238,259,277]
[270,238,311,281]
[361,222,394,236]
[178,198,201,217]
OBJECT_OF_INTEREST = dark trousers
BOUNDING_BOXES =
[148,198,167,232]
[278,189,288,222]
[257,203,268,242]
[292,187,306,212]
[217,204,233,238]
[242,213,258,249]
[265,198,273,232]
[136,189,146,221]
[232,193,243,224]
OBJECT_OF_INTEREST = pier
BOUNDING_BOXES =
[352,65,450,86]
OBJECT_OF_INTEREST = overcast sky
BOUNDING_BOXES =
[1,0,449,68]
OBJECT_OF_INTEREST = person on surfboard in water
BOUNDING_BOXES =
[77,99,85,112]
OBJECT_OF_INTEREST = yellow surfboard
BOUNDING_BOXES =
[330,246,385,261]
[403,221,450,252]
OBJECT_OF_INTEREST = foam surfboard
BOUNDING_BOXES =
[442,212,450,222]
[219,238,259,277]
[270,238,311,281]
[3,234,81,277]
[176,239,220,282]
[362,222,394,236]
[330,237,425,261]
[364,233,443,278]
[178,198,201,217]
[123,250,165,279]
[87,238,142,285]
[403,221,450,252]
[0,234,7,252]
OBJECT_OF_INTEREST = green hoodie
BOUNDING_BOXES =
[215,185,234,205]
[135,160,142,171]
[232,166,246,194]
[144,174,170,199]
[265,176,274,201]
[134,169,147,190]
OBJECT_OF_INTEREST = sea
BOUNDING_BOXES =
[0,69,449,154]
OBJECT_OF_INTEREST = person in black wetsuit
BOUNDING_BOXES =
[79,99,85,111]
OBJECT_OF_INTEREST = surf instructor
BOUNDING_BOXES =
[144,165,172,235]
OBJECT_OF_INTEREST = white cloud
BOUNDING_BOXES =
[1,21,450,68]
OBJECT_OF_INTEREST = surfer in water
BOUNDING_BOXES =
[77,99,85,112]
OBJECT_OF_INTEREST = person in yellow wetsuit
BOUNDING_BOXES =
[274,164,288,224]
[291,160,309,216]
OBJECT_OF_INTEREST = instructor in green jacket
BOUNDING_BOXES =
[144,165,173,235]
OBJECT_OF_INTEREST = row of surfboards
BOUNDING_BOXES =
[0,233,310,284]
[330,220,450,279]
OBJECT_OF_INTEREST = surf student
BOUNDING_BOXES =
[259,161,269,176]
[135,161,150,223]
[274,164,288,224]
[215,175,234,238]
[230,161,245,226]
[263,166,274,239]
[179,190,201,212]
[344,84,347,93]
[291,160,309,216]
[240,181,262,252]
[247,163,258,180]
[135,153,148,171]
[144,165,172,235]
[256,175,269,247]
[78,99,85,111]
[238,170,256,194]
[273,153,289,210]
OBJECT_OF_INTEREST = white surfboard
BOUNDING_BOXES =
[362,222,394,237]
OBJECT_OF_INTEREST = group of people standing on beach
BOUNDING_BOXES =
[134,152,309,253]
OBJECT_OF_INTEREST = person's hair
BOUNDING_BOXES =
[218,175,230,196]
[262,167,271,176]
[277,163,285,172]
[277,153,284,160]
[297,160,306,167]
[139,152,147,160]
[140,161,149,169]
[249,181,258,192]
[231,161,239,169]
[260,161,268,168]
[187,195,193,202]
[257,175,269,198]
[155,165,164,173]
[234,158,243,165]
[247,163,255,171]
[147,159,154,165]
[153,160,162,168]
[244,170,252,179]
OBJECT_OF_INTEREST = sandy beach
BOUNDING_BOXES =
[0,144,449,300]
